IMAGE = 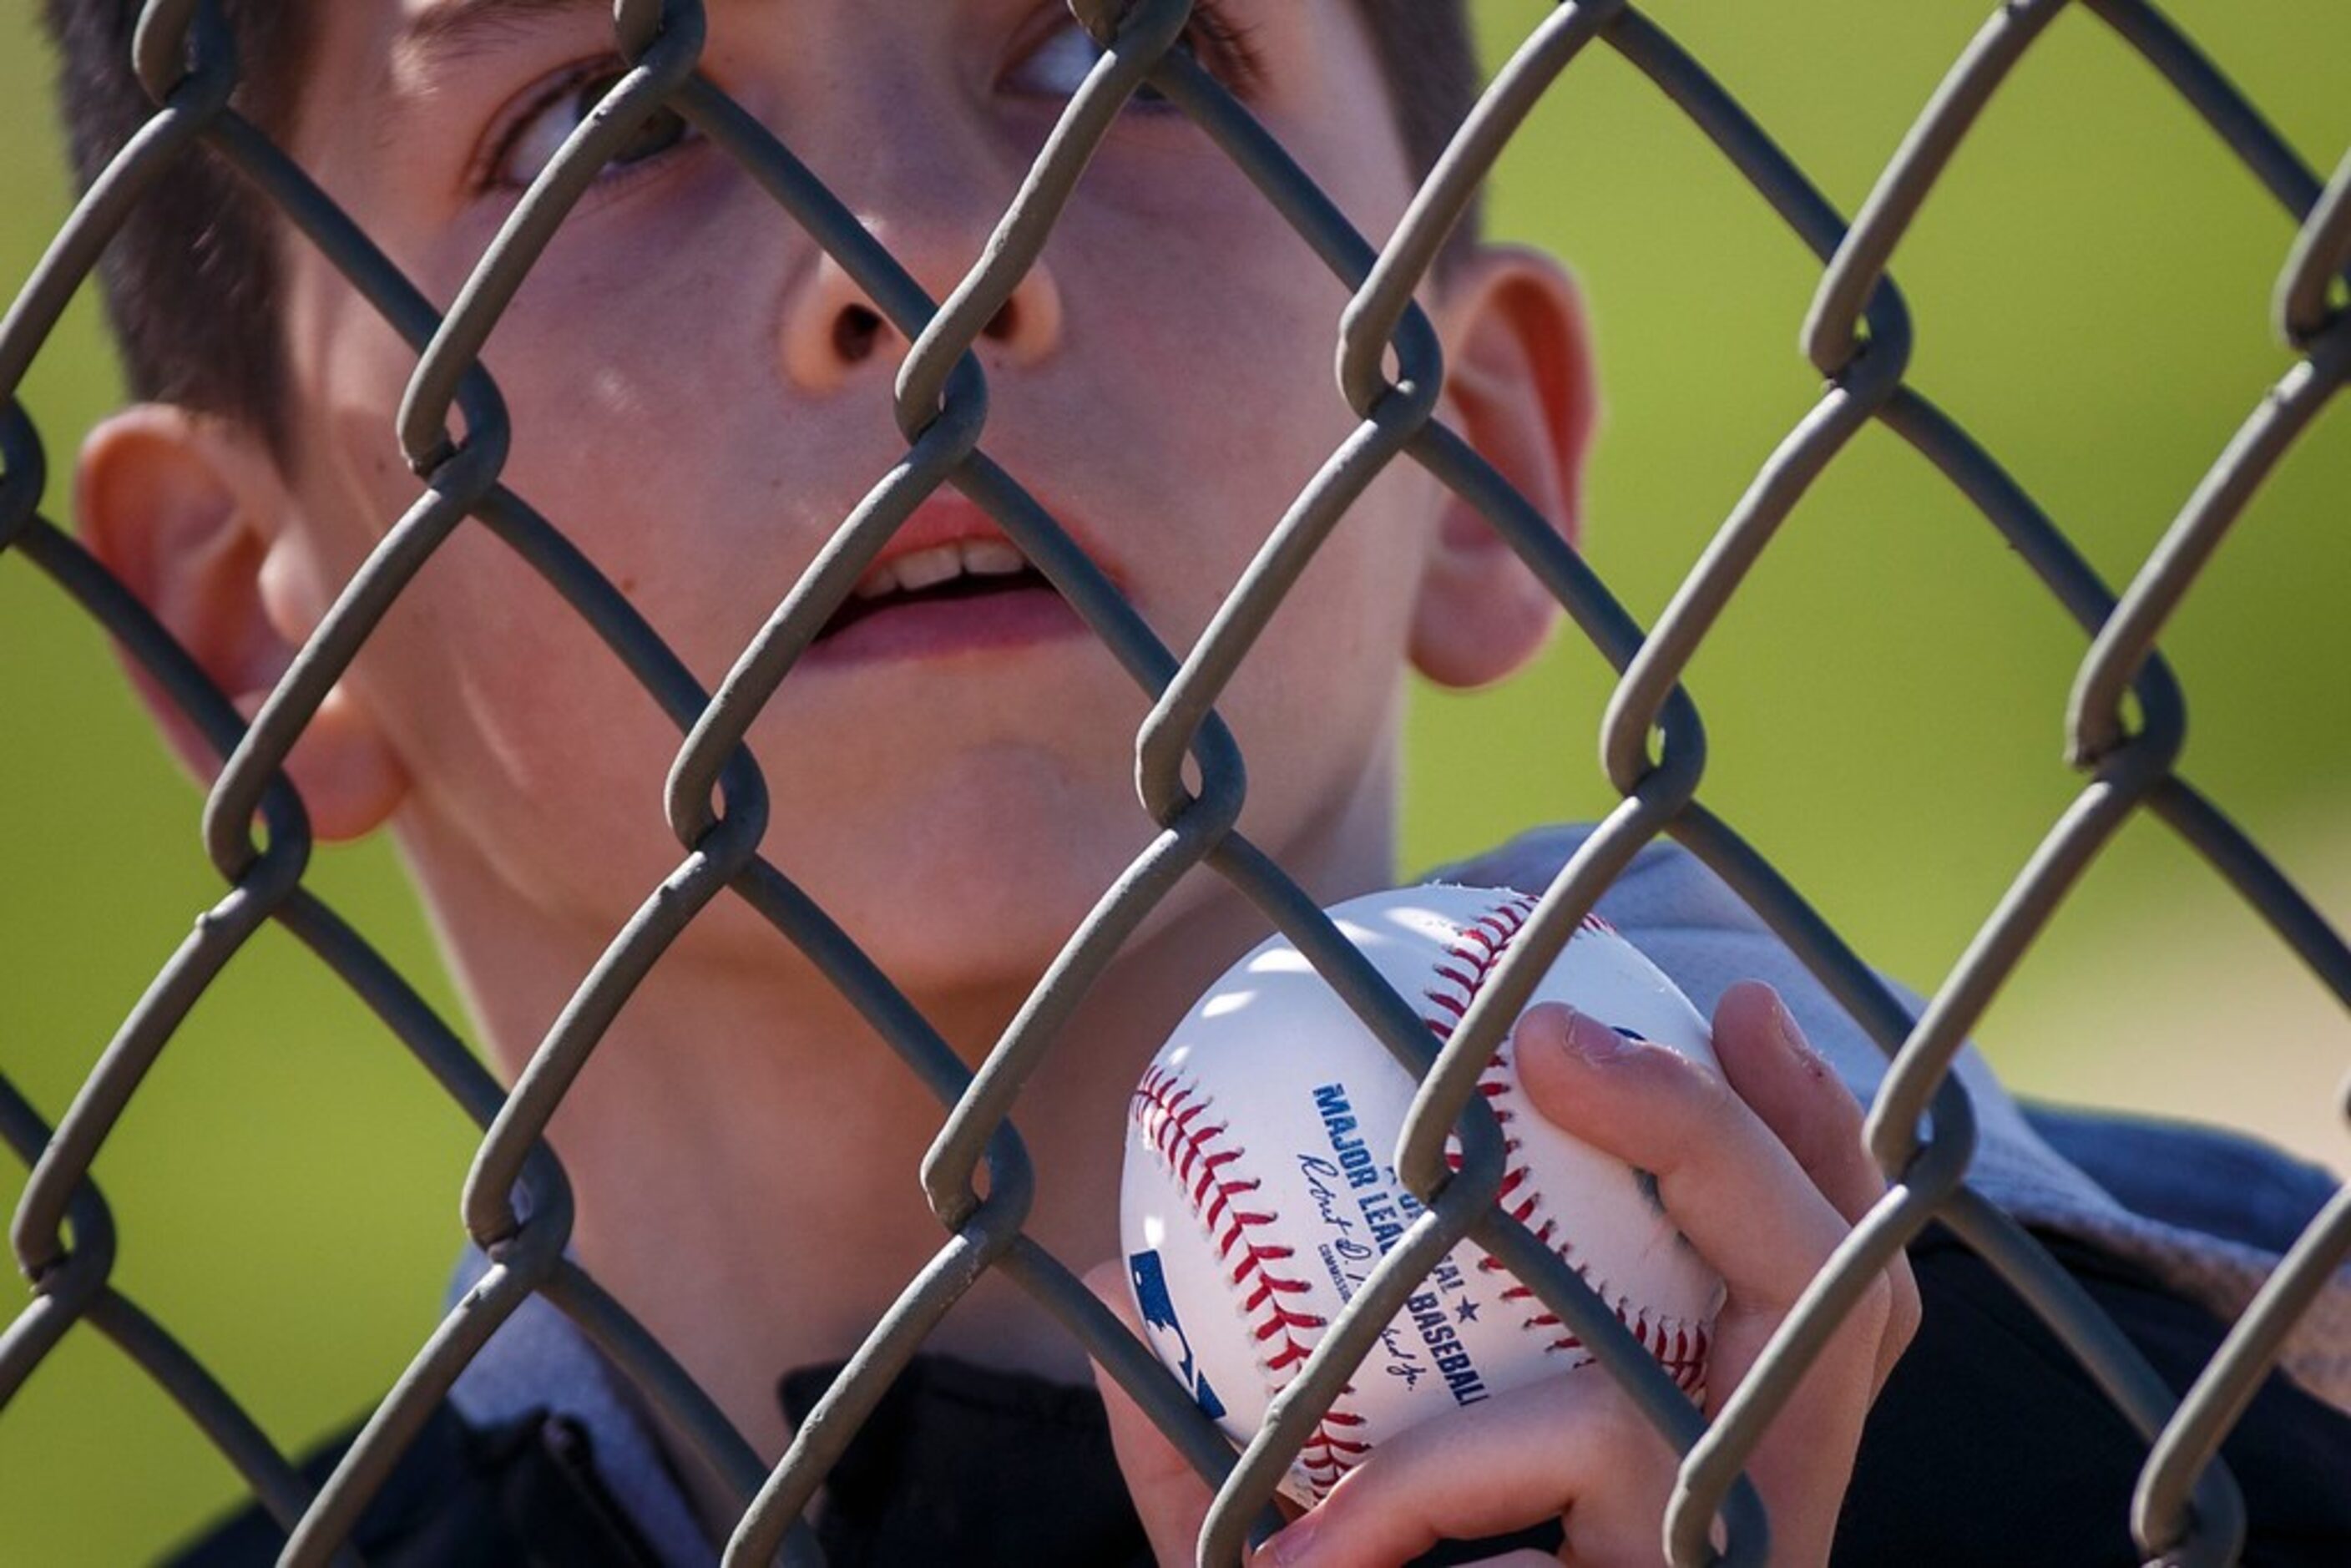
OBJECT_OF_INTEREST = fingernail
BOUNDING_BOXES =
[1264,1511,1320,1565]
[1770,993,1823,1071]
[1561,1006,1631,1062]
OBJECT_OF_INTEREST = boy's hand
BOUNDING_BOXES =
[1086,981,1921,1567]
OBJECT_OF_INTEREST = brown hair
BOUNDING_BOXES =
[42,2,1481,443]
[1356,2,1485,256]
[43,0,314,451]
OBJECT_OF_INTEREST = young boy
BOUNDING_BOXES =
[38,0,2351,1562]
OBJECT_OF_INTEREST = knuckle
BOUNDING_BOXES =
[1848,1252,1920,1355]
[1857,1263,1893,1323]
[1678,1053,1741,1125]
[1886,1257,1924,1352]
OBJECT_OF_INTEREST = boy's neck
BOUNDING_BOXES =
[392,762,1399,1468]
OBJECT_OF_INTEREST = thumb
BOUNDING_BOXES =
[1084,1259,1225,1566]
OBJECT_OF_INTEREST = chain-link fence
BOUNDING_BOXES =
[3,0,2348,1563]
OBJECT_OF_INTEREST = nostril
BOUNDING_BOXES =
[833,303,883,362]
[985,299,1019,342]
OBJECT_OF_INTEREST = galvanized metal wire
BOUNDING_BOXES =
[4,1,2347,1564]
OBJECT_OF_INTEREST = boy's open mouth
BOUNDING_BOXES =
[813,536,1061,645]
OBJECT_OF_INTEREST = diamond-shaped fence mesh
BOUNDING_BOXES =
[3,1,2347,1564]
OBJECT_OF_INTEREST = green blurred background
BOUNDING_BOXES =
[3,1,2346,1559]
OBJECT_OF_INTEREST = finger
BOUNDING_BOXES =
[1083,1259,1222,1568]
[1709,982,1883,1227]
[1498,1001,1919,1568]
[1256,1368,1660,1568]
[1710,984,1923,1390]
[1510,1002,1851,1314]
[1257,1299,1870,1568]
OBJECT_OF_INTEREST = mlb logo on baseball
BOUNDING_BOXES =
[1127,1247,1226,1422]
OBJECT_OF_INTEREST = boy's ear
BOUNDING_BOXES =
[76,405,407,841]
[1408,243,1597,690]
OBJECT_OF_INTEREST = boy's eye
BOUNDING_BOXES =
[1004,6,1261,107]
[491,67,695,191]
[1006,21,1123,103]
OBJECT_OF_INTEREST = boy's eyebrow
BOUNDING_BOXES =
[394,0,608,74]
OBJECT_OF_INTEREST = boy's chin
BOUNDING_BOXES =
[818,828,1155,991]
[616,804,1148,993]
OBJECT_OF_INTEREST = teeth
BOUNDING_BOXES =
[892,544,963,593]
[962,539,1027,577]
[850,538,1029,600]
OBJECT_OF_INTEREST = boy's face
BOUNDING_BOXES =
[136,0,1586,994]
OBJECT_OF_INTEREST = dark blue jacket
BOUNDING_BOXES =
[176,1105,2351,1567]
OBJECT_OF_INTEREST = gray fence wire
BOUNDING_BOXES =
[4,0,2348,1563]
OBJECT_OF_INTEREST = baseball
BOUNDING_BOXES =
[1120,883,1724,1505]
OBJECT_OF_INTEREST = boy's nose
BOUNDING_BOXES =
[779,220,1064,396]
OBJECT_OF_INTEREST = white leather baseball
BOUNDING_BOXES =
[1119,884,1724,1505]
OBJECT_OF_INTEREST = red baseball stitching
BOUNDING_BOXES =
[1130,1065,1367,1495]
[1429,894,1713,1400]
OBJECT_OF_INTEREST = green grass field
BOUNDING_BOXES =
[3,2,2347,1560]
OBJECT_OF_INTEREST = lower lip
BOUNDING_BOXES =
[799,584,1094,670]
